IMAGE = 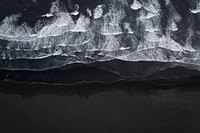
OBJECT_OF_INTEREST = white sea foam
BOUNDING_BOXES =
[0,0,199,67]
[190,9,200,14]
[70,15,90,32]
[0,14,20,36]
[168,19,178,31]
[49,0,60,15]
[144,3,160,13]
[38,13,75,37]
[131,0,142,10]
[87,8,92,17]
[119,46,130,50]
[94,5,103,19]
[143,20,160,32]
[159,35,183,52]
[42,13,54,17]
[184,29,196,52]
[138,12,157,20]
[101,5,125,35]
[101,35,121,51]
[190,2,200,14]
[70,4,80,16]
[146,32,161,42]
[124,22,134,34]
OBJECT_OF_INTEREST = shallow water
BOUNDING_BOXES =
[0,82,200,133]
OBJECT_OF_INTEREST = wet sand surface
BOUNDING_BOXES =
[0,82,200,133]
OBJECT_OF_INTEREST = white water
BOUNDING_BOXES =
[38,12,75,37]
[94,5,104,19]
[159,35,183,52]
[168,19,178,31]
[0,0,199,67]
[138,11,158,20]
[131,0,142,10]
[70,4,80,16]
[42,13,54,17]
[143,3,160,13]
[49,0,60,15]
[124,22,134,34]
[190,2,200,14]
[70,15,89,32]
[184,29,196,52]
[101,4,125,35]
[101,35,121,51]
[87,8,92,17]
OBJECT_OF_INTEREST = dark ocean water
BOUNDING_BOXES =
[0,82,200,133]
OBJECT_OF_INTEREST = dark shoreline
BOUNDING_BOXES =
[0,77,200,98]
[1,60,200,85]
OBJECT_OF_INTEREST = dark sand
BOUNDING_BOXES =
[0,82,200,133]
